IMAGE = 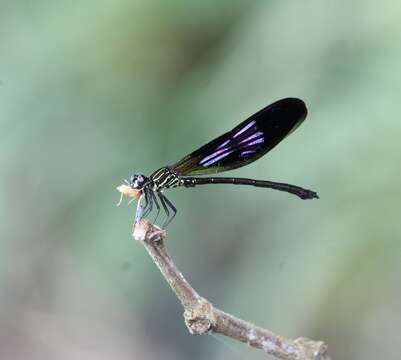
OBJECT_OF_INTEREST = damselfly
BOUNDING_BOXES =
[117,98,318,229]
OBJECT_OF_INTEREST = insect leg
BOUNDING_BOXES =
[162,194,177,228]
[158,192,170,229]
[135,189,147,223]
[134,194,144,224]
[142,189,154,219]
[150,191,161,224]
[159,192,177,229]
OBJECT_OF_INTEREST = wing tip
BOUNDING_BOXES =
[278,97,308,120]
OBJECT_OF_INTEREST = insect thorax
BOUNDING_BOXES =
[149,167,184,190]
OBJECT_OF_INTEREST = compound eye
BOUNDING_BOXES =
[129,174,146,189]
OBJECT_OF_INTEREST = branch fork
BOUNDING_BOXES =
[132,220,330,360]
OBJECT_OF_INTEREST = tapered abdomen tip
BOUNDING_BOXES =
[300,189,319,200]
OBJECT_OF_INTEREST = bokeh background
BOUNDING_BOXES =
[1,1,401,359]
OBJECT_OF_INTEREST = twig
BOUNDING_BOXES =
[132,220,331,360]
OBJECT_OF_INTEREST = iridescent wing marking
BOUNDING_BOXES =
[216,139,231,149]
[199,148,232,166]
[199,127,265,167]
[233,120,256,138]
[240,150,257,157]
[171,98,307,176]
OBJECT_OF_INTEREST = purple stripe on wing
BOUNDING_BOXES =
[216,139,231,149]
[233,120,256,138]
[239,131,264,144]
[246,138,265,146]
[199,147,229,165]
[201,150,235,166]
[240,150,256,157]
[198,121,266,167]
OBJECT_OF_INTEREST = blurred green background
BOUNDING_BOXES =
[1,1,401,359]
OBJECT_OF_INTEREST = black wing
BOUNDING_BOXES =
[172,98,307,176]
